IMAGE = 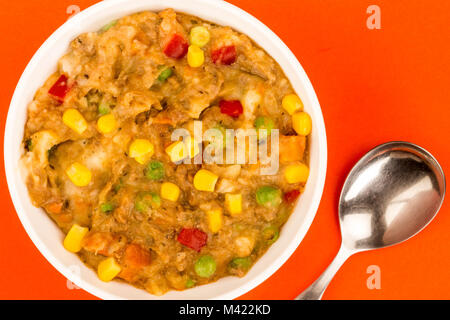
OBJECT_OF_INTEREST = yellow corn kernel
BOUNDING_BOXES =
[207,208,222,233]
[97,257,122,282]
[189,26,210,47]
[66,162,92,187]
[187,45,205,68]
[166,141,187,162]
[284,162,310,184]
[166,138,199,162]
[282,94,303,115]
[292,111,312,136]
[161,182,180,202]
[193,169,218,192]
[187,136,200,158]
[225,193,242,216]
[97,114,117,134]
[63,108,88,134]
[63,224,89,253]
[129,139,154,164]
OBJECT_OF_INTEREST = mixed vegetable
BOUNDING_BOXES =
[23,9,312,295]
[48,74,72,103]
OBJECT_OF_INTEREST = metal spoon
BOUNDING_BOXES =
[297,141,446,300]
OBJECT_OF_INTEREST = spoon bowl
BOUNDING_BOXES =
[339,141,446,250]
[297,141,445,300]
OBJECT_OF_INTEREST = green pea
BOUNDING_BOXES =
[145,161,165,181]
[150,194,161,207]
[100,202,115,213]
[158,67,173,82]
[254,116,275,139]
[185,278,196,288]
[194,255,216,278]
[254,116,275,131]
[256,186,282,208]
[98,101,111,115]
[135,192,161,212]
[262,225,280,245]
[229,257,252,270]
[100,20,118,33]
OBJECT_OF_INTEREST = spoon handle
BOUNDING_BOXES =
[295,245,353,300]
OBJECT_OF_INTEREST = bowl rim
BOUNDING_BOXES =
[4,0,327,300]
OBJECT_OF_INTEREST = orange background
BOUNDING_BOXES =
[0,0,449,300]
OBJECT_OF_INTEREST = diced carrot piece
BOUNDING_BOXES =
[279,135,306,163]
[46,201,64,214]
[119,268,137,283]
[152,117,175,125]
[58,213,73,224]
[82,232,124,256]
[119,244,152,282]
[123,244,152,268]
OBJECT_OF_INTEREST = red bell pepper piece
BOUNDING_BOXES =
[211,45,236,65]
[284,190,301,203]
[219,100,243,118]
[163,34,189,59]
[48,74,71,102]
[177,228,208,252]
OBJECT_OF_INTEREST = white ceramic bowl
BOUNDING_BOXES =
[4,0,327,300]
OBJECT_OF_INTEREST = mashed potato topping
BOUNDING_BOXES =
[21,9,311,295]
